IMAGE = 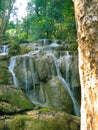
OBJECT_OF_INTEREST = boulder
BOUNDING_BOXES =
[0,85,34,114]
[27,76,73,113]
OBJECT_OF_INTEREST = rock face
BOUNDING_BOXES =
[59,53,80,88]
[9,52,73,113]
[59,53,81,101]
[28,76,73,113]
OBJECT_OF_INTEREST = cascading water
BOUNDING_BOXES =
[50,41,59,47]
[3,45,8,53]
[28,57,37,102]
[9,46,80,116]
[51,53,80,116]
[0,45,8,55]
[29,57,35,88]
[9,57,18,87]
[23,56,28,92]
[43,39,47,46]
[65,51,71,85]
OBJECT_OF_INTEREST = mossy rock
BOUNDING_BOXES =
[0,120,5,130]
[0,68,9,84]
[1,110,80,130]
[0,55,10,84]
[20,45,33,55]
[8,43,20,56]
[39,76,73,113]
[0,85,34,114]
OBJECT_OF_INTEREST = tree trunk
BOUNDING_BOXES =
[73,0,98,130]
[0,0,16,36]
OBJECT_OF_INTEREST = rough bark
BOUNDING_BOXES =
[73,0,98,130]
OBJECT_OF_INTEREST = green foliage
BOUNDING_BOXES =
[68,43,78,51]
[18,0,76,42]
[9,42,20,56]
[8,116,32,130]
[20,46,33,55]
[0,0,16,38]
[0,102,14,114]
[0,0,77,49]
[0,121,5,130]
[0,68,8,84]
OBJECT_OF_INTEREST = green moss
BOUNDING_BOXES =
[8,115,68,130]
[8,116,27,130]
[0,102,14,114]
[67,43,78,51]
[43,76,73,113]
[0,85,34,114]
[0,68,8,84]
[37,107,60,114]
[0,120,5,130]
[6,112,80,130]
[20,46,33,55]
[8,43,20,56]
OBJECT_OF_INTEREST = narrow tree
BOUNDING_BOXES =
[73,0,98,129]
[0,0,16,37]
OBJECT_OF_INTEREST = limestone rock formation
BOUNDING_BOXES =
[9,52,73,113]
[0,40,80,115]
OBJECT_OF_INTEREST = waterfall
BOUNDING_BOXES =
[65,51,71,85]
[51,53,80,116]
[9,57,18,87]
[9,50,80,116]
[0,45,8,55]
[43,39,47,46]
[3,45,8,53]
[50,41,59,47]
[29,57,35,88]
[23,57,28,92]
[28,57,36,100]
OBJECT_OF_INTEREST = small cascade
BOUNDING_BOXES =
[9,54,37,93]
[50,41,59,47]
[3,45,8,53]
[29,57,35,88]
[28,57,37,101]
[43,39,47,46]
[0,45,8,55]
[65,51,71,86]
[23,57,28,92]
[51,53,80,116]
[9,57,18,87]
